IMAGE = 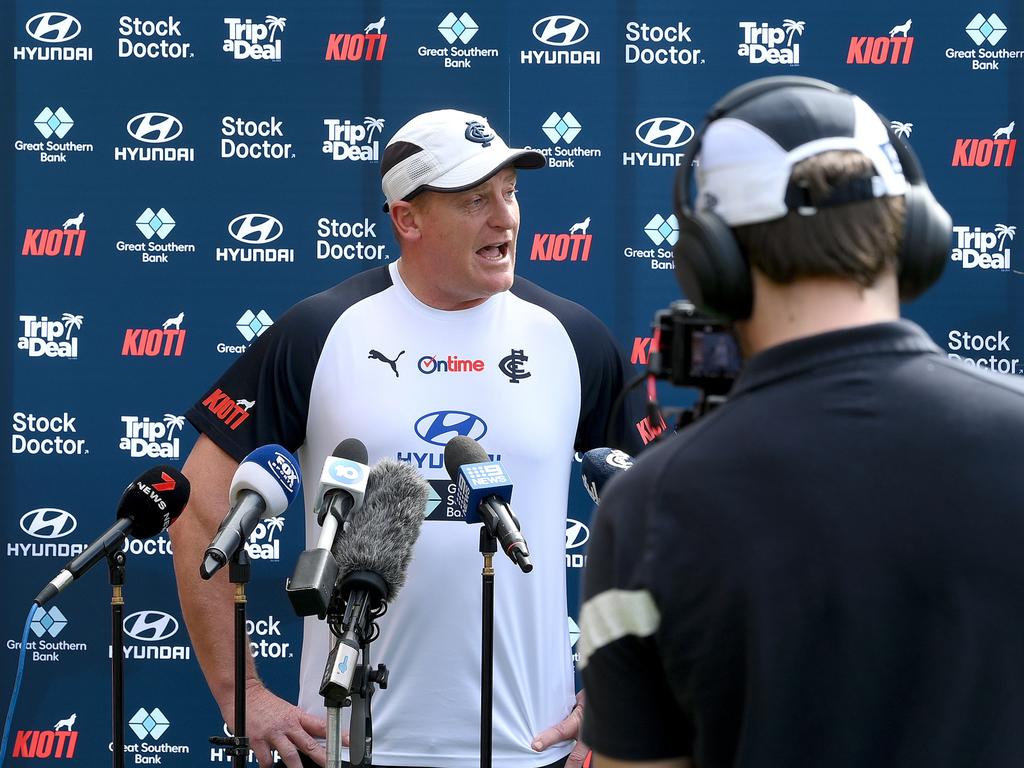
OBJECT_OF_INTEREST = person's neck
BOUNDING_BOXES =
[395,257,488,311]
[738,271,900,356]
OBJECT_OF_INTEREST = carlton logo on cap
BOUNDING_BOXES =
[464,120,494,147]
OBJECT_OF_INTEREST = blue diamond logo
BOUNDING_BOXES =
[136,208,176,240]
[542,112,581,144]
[438,11,478,44]
[34,107,74,139]
[644,214,679,246]
[236,310,274,342]
[129,708,169,740]
[966,13,1007,46]
[30,606,68,638]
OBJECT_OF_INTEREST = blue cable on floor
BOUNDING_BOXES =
[1,605,36,765]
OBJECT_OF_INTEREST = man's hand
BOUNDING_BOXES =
[241,683,329,768]
[532,690,589,768]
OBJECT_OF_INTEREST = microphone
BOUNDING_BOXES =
[580,447,635,503]
[287,439,370,617]
[320,458,428,701]
[200,444,301,580]
[443,435,533,574]
[34,466,190,606]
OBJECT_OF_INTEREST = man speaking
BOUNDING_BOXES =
[579,77,1024,767]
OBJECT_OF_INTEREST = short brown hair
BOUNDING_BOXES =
[732,150,906,287]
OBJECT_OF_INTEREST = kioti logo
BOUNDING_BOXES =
[952,121,1016,166]
[531,217,593,262]
[202,388,253,431]
[631,336,652,365]
[326,16,387,60]
[12,713,79,759]
[847,19,914,64]
[23,214,87,256]
[122,313,187,357]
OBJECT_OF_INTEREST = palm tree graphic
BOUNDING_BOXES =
[162,414,185,438]
[782,19,806,46]
[364,117,385,140]
[995,224,1016,251]
[60,313,83,339]
[891,121,913,139]
[264,516,285,542]
[266,16,286,42]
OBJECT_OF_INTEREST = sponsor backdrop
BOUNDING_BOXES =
[3,0,1020,763]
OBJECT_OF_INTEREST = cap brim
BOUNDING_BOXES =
[417,148,545,196]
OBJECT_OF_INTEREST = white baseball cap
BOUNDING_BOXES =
[380,109,545,206]
[695,89,908,226]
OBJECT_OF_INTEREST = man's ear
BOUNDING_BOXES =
[390,200,421,242]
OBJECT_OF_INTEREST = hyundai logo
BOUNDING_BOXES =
[123,611,179,642]
[20,508,77,539]
[635,117,694,149]
[415,410,487,446]
[228,214,284,244]
[532,15,589,47]
[565,519,590,550]
[26,12,81,43]
[127,113,183,144]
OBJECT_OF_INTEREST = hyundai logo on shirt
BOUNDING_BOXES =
[414,410,487,446]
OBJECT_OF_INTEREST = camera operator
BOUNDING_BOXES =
[578,76,1024,768]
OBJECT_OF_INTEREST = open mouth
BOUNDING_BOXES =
[476,242,510,261]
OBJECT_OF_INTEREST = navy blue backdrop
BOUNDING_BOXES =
[3,1,1021,764]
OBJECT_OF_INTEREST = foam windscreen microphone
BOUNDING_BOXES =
[287,438,370,617]
[321,458,428,700]
[580,447,635,503]
[201,444,301,580]
[34,466,190,606]
[444,435,532,573]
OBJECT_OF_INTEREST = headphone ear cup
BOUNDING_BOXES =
[673,211,753,322]
[897,183,953,300]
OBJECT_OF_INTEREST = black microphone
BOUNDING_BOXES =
[443,435,532,573]
[34,466,190,606]
[580,447,635,503]
[320,458,428,701]
[200,444,301,580]
[287,439,370,617]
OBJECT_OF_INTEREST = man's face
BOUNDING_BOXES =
[411,168,519,310]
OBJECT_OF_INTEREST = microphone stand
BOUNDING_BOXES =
[107,550,126,768]
[322,578,389,768]
[479,527,497,768]
[208,547,251,768]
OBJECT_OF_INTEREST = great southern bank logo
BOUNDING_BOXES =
[414,411,487,445]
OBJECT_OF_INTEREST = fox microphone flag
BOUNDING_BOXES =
[201,444,301,579]
[287,438,370,617]
[444,435,532,573]
[34,466,190,606]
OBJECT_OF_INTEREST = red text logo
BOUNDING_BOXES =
[952,137,1016,167]
[631,337,651,365]
[530,233,592,262]
[22,228,86,257]
[122,329,186,356]
[12,729,78,759]
[846,36,913,64]
[202,388,252,431]
[325,33,387,61]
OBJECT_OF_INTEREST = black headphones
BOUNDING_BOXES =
[672,76,952,322]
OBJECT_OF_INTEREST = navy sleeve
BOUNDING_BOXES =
[186,267,391,462]
[510,277,646,454]
[580,459,693,759]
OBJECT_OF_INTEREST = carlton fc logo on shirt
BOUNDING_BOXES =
[414,410,487,446]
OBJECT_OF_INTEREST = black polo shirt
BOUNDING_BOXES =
[580,321,1024,767]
